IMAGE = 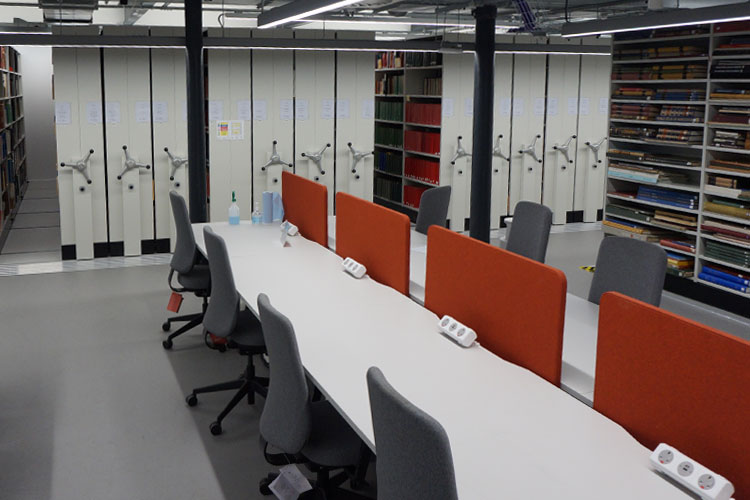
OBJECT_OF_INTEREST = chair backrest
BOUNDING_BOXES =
[258,293,311,454]
[367,367,458,500]
[594,292,750,499]
[202,227,239,337]
[414,186,451,235]
[588,236,667,306]
[169,191,197,274]
[281,171,328,247]
[505,201,552,263]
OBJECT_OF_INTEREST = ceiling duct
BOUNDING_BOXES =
[39,0,99,23]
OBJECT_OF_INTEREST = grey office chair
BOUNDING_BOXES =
[415,186,451,235]
[588,236,667,306]
[162,191,210,350]
[185,227,268,436]
[366,367,458,500]
[257,293,368,498]
[505,201,553,263]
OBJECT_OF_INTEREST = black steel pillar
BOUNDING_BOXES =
[185,0,207,222]
[469,4,497,242]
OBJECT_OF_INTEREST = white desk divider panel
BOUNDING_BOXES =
[103,41,154,256]
[509,36,548,214]
[334,32,375,202]
[575,37,612,222]
[207,31,253,222]
[53,46,107,260]
[543,38,582,225]
[252,30,295,200]
[441,52,475,232]
[492,38,514,229]
[294,31,336,214]
[150,41,187,252]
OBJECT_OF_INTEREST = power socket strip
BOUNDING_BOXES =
[650,443,734,500]
[342,257,367,279]
[280,221,299,236]
[438,315,477,348]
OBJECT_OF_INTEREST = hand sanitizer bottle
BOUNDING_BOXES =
[228,191,240,225]
[251,201,262,225]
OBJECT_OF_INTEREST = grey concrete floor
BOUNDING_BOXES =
[0,180,61,264]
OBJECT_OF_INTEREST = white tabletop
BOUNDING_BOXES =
[328,216,599,404]
[194,222,687,500]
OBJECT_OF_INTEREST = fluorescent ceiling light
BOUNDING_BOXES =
[310,16,515,29]
[562,2,750,37]
[258,0,362,29]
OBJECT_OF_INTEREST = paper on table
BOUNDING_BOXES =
[237,100,252,121]
[86,101,102,124]
[55,102,72,125]
[106,101,121,124]
[135,101,151,123]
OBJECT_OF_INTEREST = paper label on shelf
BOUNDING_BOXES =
[208,100,224,121]
[152,101,168,123]
[55,102,72,125]
[500,97,511,116]
[442,98,454,117]
[295,99,309,121]
[513,98,524,116]
[547,97,559,117]
[86,101,102,124]
[135,101,151,123]
[216,120,244,141]
[181,100,187,122]
[337,99,350,119]
[105,101,121,124]
[579,97,590,116]
[361,99,374,119]
[280,99,293,121]
[598,97,609,115]
[533,97,545,117]
[321,99,334,120]
[567,97,578,115]
[253,100,268,121]
[237,100,252,121]
[464,97,474,117]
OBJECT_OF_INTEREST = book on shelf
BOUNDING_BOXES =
[710,106,750,125]
[667,267,694,278]
[609,161,691,184]
[711,128,750,149]
[375,74,403,95]
[605,203,654,222]
[375,101,403,122]
[702,219,750,241]
[709,157,750,174]
[376,52,403,69]
[666,252,694,271]
[636,185,698,209]
[702,263,750,285]
[704,199,750,220]
[704,184,750,199]
[698,271,749,293]
[374,176,402,203]
[405,102,441,125]
[404,157,439,185]
[710,60,750,78]
[602,220,666,241]
[705,239,750,264]
[715,20,750,33]
[403,185,428,208]
[404,130,440,155]
[375,151,402,176]
[653,208,697,227]
[660,238,696,253]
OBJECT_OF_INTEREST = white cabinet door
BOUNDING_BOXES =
[53,48,107,260]
[294,32,336,213]
[492,49,514,229]
[543,49,581,225]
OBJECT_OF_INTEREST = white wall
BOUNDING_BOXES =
[18,46,57,181]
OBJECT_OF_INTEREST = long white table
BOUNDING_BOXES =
[194,222,687,500]
[327,215,599,404]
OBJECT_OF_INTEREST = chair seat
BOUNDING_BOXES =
[301,401,362,468]
[228,309,266,350]
[177,264,210,291]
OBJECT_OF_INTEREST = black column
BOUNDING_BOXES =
[185,0,207,222]
[469,4,497,242]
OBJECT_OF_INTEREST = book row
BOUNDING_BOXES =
[403,185,429,209]
[375,151,402,176]
[405,102,441,126]
[404,130,440,155]
[375,74,403,95]
[374,125,403,148]
[375,101,403,122]
[404,157,440,185]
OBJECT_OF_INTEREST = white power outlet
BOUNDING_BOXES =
[650,443,734,500]
[342,257,367,279]
[437,315,477,348]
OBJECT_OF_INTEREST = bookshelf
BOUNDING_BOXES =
[374,51,442,218]
[0,45,26,240]
[606,22,750,305]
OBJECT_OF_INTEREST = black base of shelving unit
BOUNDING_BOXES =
[664,274,749,319]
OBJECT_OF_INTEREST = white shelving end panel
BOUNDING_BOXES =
[492,37,515,229]
[294,31,336,214]
[441,52,475,232]
[151,38,188,251]
[252,29,295,200]
[544,37,582,225]
[335,31,376,202]
[509,35,548,214]
[575,36,612,223]
[207,35,253,222]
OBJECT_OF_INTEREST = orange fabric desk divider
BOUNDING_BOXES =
[594,292,750,499]
[281,171,328,247]
[335,192,410,295]
[424,226,566,386]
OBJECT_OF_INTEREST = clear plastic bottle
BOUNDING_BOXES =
[228,191,240,225]
[251,201,262,225]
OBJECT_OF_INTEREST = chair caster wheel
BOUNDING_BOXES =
[186,394,197,407]
[162,321,170,332]
[210,421,222,435]
[162,339,173,350]
[259,477,273,496]
[217,344,227,353]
